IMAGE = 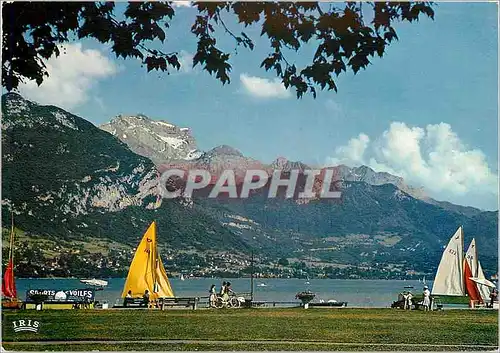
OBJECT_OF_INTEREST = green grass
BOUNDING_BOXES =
[3,342,495,351]
[2,308,498,351]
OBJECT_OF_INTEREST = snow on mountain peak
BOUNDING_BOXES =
[100,114,202,164]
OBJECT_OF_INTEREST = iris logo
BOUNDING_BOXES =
[12,319,40,333]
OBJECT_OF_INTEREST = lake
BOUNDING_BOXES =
[16,278,432,308]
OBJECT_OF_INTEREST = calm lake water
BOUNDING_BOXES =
[16,278,432,308]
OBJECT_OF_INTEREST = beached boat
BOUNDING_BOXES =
[2,217,22,309]
[119,222,174,303]
[296,290,348,308]
[295,290,316,304]
[309,300,348,308]
[431,226,496,307]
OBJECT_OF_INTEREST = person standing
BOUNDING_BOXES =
[223,282,231,303]
[403,291,413,310]
[489,288,498,308]
[422,286,431,311]
[220,281,227,296]
[209,284,217,308]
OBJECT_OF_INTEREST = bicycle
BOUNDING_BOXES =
[215,293,243,309]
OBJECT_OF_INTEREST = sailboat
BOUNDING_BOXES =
[465,239,495,304]
[80,278,108,289]
[2,216,22,309]
[121,221,174,301]
[431,226,496,307]
[180,274,185,281]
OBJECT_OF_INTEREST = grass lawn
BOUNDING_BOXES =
[2,308,498,351]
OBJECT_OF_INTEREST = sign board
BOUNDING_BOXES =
[25,289,95,303]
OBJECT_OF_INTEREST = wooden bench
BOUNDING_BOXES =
[158,297,200,310]
[117,298,148,308]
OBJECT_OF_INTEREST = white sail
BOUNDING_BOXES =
[465,239,491,302]
[476,261,492,301]
[465,238,478,276]
[431,227,465,296]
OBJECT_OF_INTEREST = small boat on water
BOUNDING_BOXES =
[2,216,22,310]
[80,279,108,289]
[180,274,185,281]
[257,283,267,287]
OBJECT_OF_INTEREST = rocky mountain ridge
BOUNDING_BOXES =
[2,93,497,278]
[100,115,492,219]
[100,114,202,164]
[2,93,161,218]
[1,93,247,253]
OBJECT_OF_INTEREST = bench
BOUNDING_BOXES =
[158,297,200,310]
[113,297,200,310]
[117,298,148,308]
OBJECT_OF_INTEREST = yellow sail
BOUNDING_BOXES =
[121,222,174,299]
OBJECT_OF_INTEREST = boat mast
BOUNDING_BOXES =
[9,212,14,262]
[461,224,465,293]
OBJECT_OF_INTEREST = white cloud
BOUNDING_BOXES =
[18,43,118,110]
[178,50,194,73]
[172,1,192,8]
[239,74,291,99]
[326,133,369,166]
[326,122,498,209]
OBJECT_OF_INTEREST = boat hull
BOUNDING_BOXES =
[309,302,348,308]
[2,298,22,309]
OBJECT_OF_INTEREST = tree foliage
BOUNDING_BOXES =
[2,1,434,98]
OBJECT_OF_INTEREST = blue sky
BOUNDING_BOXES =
[14,2,498,210]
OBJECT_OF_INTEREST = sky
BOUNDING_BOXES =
[14,2,499,211]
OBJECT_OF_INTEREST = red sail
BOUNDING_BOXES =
[2,259,17,298]
[464,260,481,304]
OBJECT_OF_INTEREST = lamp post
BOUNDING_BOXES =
[250,251,254,303]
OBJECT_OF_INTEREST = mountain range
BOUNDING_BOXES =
[2,93,498,278]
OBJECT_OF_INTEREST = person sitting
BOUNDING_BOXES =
[124,290,133,307]
[142,290,150,307]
